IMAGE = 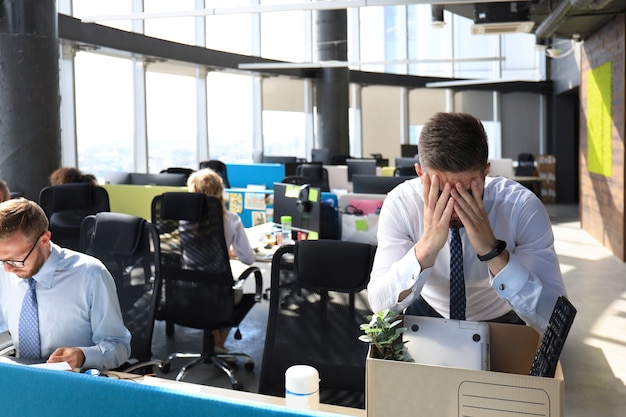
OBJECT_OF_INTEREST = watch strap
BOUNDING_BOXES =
[477,239,507,262]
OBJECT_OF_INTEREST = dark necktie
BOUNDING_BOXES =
[449,228,466,320]
[19,278,41,359]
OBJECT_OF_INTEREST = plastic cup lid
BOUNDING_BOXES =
[285,365,319,394]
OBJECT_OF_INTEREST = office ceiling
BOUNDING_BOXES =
[441,0,626,44]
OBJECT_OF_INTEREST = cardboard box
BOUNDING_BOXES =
[366,322,564,417]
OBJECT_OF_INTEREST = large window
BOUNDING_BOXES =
[74,53,134,180]
[207,72,254,162]
[146,71,197,172]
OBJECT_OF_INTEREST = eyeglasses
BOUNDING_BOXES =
[0,232,44,269]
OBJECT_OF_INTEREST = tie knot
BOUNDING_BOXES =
[27,278,37,289]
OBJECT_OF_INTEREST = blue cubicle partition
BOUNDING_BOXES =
[0,362,342,417]
[226,163,285,189]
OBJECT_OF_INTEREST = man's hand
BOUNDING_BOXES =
[414,173,455,270]
[47,347,86,369]
[451,179,508,273]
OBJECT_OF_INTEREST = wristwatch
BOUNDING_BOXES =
[477,239,507,261]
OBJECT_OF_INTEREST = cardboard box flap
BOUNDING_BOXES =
[488,322,540,375]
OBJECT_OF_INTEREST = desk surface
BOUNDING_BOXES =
[108,371,365,417]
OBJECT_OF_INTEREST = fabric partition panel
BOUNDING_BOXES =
[0,363,340,417]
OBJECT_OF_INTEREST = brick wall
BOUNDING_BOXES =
[580,14,626,260]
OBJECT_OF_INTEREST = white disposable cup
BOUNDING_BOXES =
[285,365,320,410]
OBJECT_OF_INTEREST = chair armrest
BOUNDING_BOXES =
[0,331,15,357]
[119,359,164,374]
[235,266,264,302]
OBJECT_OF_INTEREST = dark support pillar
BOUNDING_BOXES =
[0,0,61,200]
[314,9,350,160]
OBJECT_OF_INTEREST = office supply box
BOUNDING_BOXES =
[366,321,564,417]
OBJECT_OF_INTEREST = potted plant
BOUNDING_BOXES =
[359,309,413,362]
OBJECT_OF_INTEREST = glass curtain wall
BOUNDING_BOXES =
[66,1,544,177]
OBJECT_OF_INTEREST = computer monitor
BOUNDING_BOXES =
[128,172,188,186]
[311,148,331,165]
[395,156,419,168]
[352,174,413,194]
[488,158,515,178]
[104,171,131,184]
[273,182,321,233]
[401,144,419,158]
[262,155,298,164]
[346,159,377,181]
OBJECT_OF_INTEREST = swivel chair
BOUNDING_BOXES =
[80,212,163,374]
[151,192,263,389]
[259,240,376,408]
[39,183,110,251]
[199,160,231,188]
[296,163,330,192]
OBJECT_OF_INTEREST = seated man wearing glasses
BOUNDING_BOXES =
[0,198,130,370]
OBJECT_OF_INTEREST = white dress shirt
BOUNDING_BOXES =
[368,176,566,332]
[0,242,131,369]
[225,211,256,265]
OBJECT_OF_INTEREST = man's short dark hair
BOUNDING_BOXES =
[418,112,489,173]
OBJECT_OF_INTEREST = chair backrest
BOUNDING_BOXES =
[260,240,376,409]
[150,192,234,330]
[79,212,161,365]
[281,176,311,186]
[393,165,418,177]
[296,164,330,192]
[39,183,111,251]
[159,167,195,182]
[198,160,230,188]
[515,153,537,176]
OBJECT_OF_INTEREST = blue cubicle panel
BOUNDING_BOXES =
[226,163,285,189]
[225,188,274,228]
[0,363,338,417]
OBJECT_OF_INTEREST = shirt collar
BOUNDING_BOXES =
[32,242,60,289]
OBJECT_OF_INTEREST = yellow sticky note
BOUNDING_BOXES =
[285,185,300,198]
[308,188,319,202]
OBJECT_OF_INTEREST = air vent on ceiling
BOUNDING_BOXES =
[471,21,535,35]
[472,2,533,35]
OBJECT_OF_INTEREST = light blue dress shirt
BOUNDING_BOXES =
[369,176,567,333]
[0,242,131,369]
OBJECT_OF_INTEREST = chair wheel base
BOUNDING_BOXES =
[161,363,171,373]
[244,362,254,371]
[232,382,244,390]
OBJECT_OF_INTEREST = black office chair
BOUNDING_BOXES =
[39,183,111,251]
[393,165,418,177]
[199,160,231,188]
[280,175,311,186]
[296,163,330,192]
[159,167,195,182]
[151,192,263,389]
[79,212,163,374]
[259,240,376,408]
[515,153,537,176]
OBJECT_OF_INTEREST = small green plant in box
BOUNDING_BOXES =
[359,309,413,362]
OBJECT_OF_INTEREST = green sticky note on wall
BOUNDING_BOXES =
[355,218,368,231]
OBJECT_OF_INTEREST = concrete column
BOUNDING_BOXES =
[0,0,61,200]
[314,9,350,160]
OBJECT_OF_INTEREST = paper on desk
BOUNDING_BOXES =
[0,356,72,371]
[30,361,73,371]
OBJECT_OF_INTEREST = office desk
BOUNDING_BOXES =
[111,371,365,417]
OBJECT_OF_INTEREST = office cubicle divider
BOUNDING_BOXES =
[0,363,337,417]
